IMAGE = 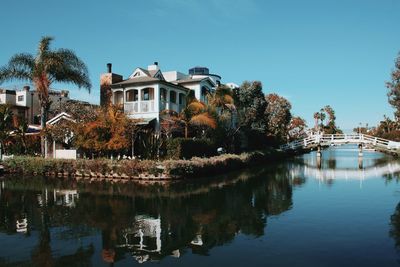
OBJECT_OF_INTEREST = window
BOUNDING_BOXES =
[141,88,154,101]
[18,95,24,102]
[134,72,140,77]
[126,90,138,102]
[170,91,176,103]
[179,93,185,105]
[160,88,167,102]
[142,88,150,101]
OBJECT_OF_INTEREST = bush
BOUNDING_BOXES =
[166,138,216,159]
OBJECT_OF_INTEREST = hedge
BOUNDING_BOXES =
[2,149,286,180]
[166,138,217,159]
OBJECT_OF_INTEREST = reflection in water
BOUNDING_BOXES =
[289,147,400,183]
[0,165,299,265]
[390,203,400,250]
[1,148,400,266]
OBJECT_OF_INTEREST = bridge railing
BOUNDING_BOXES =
[280,133,400,151]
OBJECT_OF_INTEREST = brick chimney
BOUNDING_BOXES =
[100,63,123,107]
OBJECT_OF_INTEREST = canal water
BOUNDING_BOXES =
[1,146,400,266]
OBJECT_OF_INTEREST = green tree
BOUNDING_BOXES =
[233,81,267,132]
[0,36,91,155]
[387,52,400,120]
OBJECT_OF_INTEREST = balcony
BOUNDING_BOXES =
[124,100,155,114]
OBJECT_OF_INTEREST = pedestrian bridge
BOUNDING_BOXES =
[289,162,400,181]
[280,133,400,152]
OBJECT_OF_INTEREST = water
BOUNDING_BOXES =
[1,146,400,266]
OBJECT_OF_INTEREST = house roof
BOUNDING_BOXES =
[111,77,190,92]
[174,77,215,87]
[112,76,160,86]
[46,112,76,125]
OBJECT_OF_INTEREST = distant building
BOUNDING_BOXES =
[0,85,70,124]
[101,62,221,129]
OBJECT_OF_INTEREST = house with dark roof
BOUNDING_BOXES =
[101,62,221,129]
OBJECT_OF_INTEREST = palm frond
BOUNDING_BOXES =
[187,101,206,113]
[190,113,217,129]
[0,66,31,84]
[37,36,53,58]
[8,53,35,71]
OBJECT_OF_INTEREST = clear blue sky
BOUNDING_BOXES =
[1,0,399,130]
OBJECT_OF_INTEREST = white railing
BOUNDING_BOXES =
[280,133,400,151]
[124,102,138,114]
[124,101,155,114]
[140,100,155,113]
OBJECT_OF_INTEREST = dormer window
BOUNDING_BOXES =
[134,72,140,77]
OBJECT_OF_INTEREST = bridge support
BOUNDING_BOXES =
[358,143,363,157]
[358,144,363,169]
[317,144,322,158]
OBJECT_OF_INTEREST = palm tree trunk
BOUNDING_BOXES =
[41,106,47,157]
[185,124,188,138]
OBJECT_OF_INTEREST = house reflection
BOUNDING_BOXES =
[0,164,299,265]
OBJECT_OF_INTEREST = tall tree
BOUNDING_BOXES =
[387,52,400,120]
[313,112,321,130]
[0,36,91,155]
[265,93,292,143]
[233,81,267,132]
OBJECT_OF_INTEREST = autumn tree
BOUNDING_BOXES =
[265,93,292,143]
[387,52,400,120]
[74,106,140,157]
[288,116,307,141]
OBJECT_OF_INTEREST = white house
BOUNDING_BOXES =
[104,63,221,129]
[0,85,70,124]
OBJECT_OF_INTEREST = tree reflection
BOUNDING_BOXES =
[390,203,400,250]
[0,163,301,265]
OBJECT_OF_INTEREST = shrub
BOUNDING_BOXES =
[166,138,216,159]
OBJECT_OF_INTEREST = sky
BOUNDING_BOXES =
[0,0,399,130]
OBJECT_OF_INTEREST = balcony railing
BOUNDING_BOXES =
[124,102,138,115]
[140,100,155,112]
[124,100,155,114]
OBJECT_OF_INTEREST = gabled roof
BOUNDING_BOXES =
[129,67,164,80]
[46,112,76,125]
[111,77,191,92]
[174,76,215,87]
[112,76,160,86]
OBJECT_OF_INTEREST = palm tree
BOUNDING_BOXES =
[162,99,217,138]
[313,112,320,130]
[208,85,235,113]
[0,36,91,155]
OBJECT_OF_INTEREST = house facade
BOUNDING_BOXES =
[0,85,70,124]
[102,63,221,129]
